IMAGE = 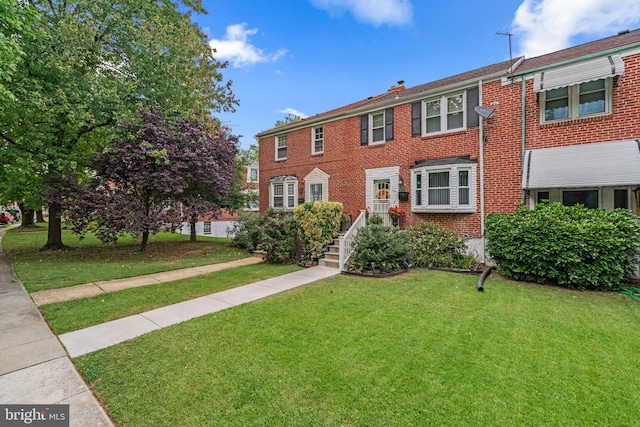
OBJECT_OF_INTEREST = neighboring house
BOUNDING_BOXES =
[179,162,260,238]
[257,29,640,261]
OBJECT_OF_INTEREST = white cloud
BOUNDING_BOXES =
[513,0,640,57]
[278,108,309,119]
[209,23,287,68]
[310,0,413,27]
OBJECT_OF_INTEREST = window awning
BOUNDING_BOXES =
[533,54,624,92]
[522,140,640,190]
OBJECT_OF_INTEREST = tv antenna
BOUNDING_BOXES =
[497,31,514,81]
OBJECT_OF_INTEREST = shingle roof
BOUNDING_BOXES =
[516,28,640,74]
[257,28,640,138]
[257,58,517,137]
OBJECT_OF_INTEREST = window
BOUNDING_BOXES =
[276,135,287,160]
[270,178,297,209]
[310,183,323,202]
[312,126,324,154]
[371,111,385,144]
[203,221,211,235]
[542,78,611,123]
[562,190,598,208]
[614,189,628,209]
[424,92,465,135]
[537,191,550,204]
[411,163,476,213]
[415,174,422,206]
[247,167,258,183]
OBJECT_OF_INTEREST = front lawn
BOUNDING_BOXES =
[76,270,640,426]
[2,226,250,292]
[41,263,301,334]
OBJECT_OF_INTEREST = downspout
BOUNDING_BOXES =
[479,80,486,263]
[521,76,527,204]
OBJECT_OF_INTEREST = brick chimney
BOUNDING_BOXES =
[387,80,406,93]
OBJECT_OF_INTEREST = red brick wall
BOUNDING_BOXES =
[259,53,640,237]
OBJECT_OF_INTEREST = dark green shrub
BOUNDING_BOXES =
[352,224,411,273]
[406,221,470,268]
[368,214,384,225]
[485,202,640,290]
[230,209,297,263]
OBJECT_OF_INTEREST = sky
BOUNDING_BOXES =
[192,0,640,150]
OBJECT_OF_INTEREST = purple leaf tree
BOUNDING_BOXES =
[62,108,238,251]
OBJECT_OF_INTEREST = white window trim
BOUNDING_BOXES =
[269,179,298,210]
[369,110,386,145]
[539,77,613,123]
[422,91,466,136]
[247,166,259,183]
[411,164,477,213]
[304,168,330,202]
[312,126,324,155]
[275,134,287,161]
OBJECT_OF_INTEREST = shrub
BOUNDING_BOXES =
[485,202,640,290]
[229,212,261,252]
[230,209,297,263]
[293,202,343,260]
[406,221,470,268]
[352,224,411,273]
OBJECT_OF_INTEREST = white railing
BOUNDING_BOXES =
[338,210,367,271]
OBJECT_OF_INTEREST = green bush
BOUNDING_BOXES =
[229,212,261,252]
[293,202,343,260]
[352,224,411,273]
[406,221,471,268]
[485,202,640,290]
[230,209,297,264]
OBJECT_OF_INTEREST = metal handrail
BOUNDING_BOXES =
[338,210,367,271]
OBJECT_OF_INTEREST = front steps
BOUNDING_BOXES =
[318,236,341,269]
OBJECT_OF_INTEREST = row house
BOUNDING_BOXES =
[257,29,640,262]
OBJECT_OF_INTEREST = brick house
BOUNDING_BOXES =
[257,30,640,263]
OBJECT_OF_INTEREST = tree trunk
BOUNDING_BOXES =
[18,204,36,228]
[43,202,65,250]
[36,210,45,223]
[141,230,149,251]
[190,219,197,242]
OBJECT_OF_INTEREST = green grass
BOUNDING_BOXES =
[76,270,640,426]
[2,226,251,292]
[40,263,301,334]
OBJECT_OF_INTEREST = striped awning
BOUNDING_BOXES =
[533,54,624,92]
[522,140,640,190]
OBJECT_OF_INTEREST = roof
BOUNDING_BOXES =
[257,28,640,139]
[411,155,478,169]
[257,58,516,138]
[516,28,640,74]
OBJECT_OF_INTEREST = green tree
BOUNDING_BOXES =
[0,0,237,249]
[275,114,302,127]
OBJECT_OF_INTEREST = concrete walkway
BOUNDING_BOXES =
[0,225,341,425]
[31,256,264,306]
[59,265,340,358]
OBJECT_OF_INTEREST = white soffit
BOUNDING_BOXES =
[533,54,624,92]
[522,140,640,189]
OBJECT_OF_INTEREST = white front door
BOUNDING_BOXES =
[373,179,390,225]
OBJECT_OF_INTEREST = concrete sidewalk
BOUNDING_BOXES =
[0,225,114,426]
[0,225,341,426]
[31,256,264,306]
[59,265,340,358]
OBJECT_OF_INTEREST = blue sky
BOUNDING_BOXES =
[193,0,640,149]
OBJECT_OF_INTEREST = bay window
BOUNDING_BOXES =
[411,158,476,213]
